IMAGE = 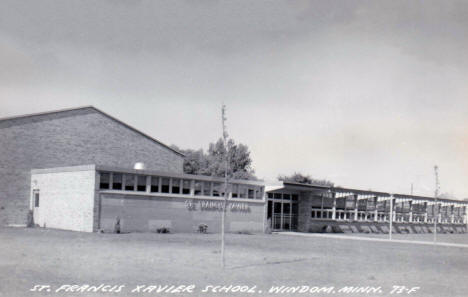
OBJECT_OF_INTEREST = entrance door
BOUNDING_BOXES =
[291,203,298,230]
[33,190,40,225]
[267,192,299,231]
[273,202,282,230]
[283,203,291,230]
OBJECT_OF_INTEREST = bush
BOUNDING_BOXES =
[198,224,208,234]
[114,217,121,234]
[322,225,333,233]
[307,225,323,233]
[26,210,34,228]
[332,225,344,233]
[156,227,170,234]
[236,230,254,235]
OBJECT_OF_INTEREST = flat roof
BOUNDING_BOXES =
[269,181,466,204]
[279,181,331,192]
[31,164,265,187]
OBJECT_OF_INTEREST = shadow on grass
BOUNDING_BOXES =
[229,257,313,270]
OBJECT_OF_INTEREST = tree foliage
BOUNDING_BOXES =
[171,138,257,180]
[277,172,334,187]
[438,192,456,199]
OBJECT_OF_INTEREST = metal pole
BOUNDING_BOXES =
[433,199,437,243]
[389,194,393,240]
[221,104,229,268]
[433,165,439,244]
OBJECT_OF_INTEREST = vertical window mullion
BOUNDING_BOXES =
[109,173,113,190]
[146,176,151,193]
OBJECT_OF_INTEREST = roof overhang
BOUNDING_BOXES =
[265,181,330,193]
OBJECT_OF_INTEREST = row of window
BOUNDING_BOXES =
[309,209,466,223]
[308,206,466,216]
[267,192,299,201]
[310,199,465,213]
[99,172,264,200]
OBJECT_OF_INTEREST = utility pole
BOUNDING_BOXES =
[221,104,229,268]
[433,165,440,243]
[389,194,393,240]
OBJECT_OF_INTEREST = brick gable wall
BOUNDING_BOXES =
[0,108,183,225]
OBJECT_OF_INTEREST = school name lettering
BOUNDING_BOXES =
[185,200,249,211]
[30,284,420,294]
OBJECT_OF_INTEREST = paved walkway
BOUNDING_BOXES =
[274,232,468,249]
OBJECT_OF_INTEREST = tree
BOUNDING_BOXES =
[171,138,257,180]
[438,192,456,199]
[278,172,334,187]
[171,147,209,175]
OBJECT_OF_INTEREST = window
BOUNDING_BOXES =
[255,187,263,200]
[34,192,40,207]
[212,182,221,197]
[267,201,272,219]
[268,193,274,199]
[248,188,254,199]
[274,202,281,214]
[231,184,239,198]
[238,185,247,198]
[283,203,290,214]
[283,194,291,200]
[220,184,226,197]
[137,175,147,192]
[182,180,191,195]
[150,176,159,192]
[112,173,122,190]
[171,178,180,194]
[358,199,367,211]
[292,203,298,215]
[124,174,135,191]
[292,194,298,201]
[403,201,411,212]
[376,200,385,211]
[194,181,202,196]
[203,181,211,196]
[161,178,170,193]
[99,172,110,189]
[273,193,282,199]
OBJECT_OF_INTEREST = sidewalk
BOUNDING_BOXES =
[275,231,468,249]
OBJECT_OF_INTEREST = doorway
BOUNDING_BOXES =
[267,192,299,231]
[33,190,40,225]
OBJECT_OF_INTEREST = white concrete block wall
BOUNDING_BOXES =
[31,167,96,232]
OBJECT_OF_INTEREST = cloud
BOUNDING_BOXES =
[1,0,467,197]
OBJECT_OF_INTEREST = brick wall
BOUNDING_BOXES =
[297,192,311,232]
[99,193,265,233]
[0,108,184,225]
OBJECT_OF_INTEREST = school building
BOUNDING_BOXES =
[1,106,467,234]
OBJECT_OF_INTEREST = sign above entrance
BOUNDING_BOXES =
[185,200,250,212]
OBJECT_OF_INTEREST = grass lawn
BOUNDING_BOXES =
[1,227,467,297]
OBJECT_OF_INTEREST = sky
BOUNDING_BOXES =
[1,0,467,198]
